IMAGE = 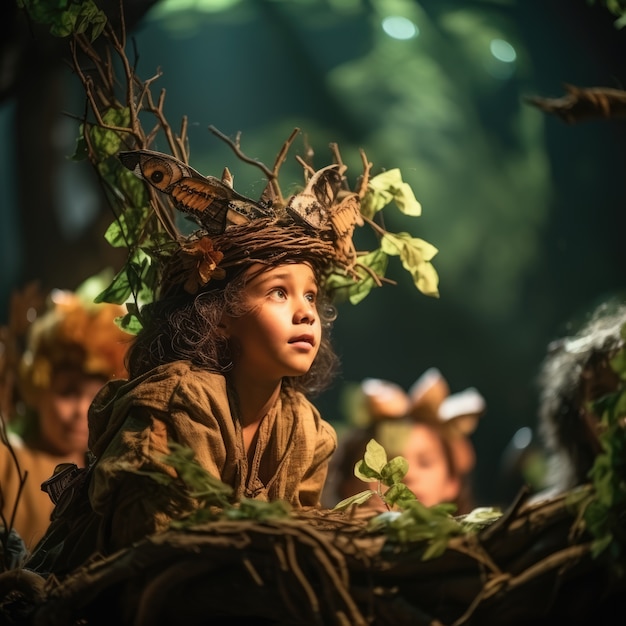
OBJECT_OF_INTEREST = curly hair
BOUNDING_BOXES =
[537,301,626,491]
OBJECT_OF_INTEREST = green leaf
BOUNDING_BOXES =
[325,249,389,305]
[118,167,151,211]
[383,483,417,508]
[333,489,377,511]
[94,266,133,305]
[89,108,131,160]
[421,537,449,560]
[381,231,437,261]
[18,0,107,41]
[354,459,382,481]
[380,455,409,487]
[457,507,502,531]
[103,219,128,249]
[363,439,388,473]
[116,311,143,335]
[381,232,440,297]
[161,442,233,503]
[360,169,422,219]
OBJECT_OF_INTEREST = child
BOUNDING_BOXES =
[534,300,626,499]
[24,151,439,578]
[324,368,485,515]
[1,284,130,551]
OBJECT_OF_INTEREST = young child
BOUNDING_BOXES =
[23,223,339,576]
[324,368,485,515]
[534,300,626,499]
[0,285,130,551]
[24,150,439,578]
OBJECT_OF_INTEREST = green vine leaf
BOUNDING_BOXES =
[118,169,151,213]
[456,507,503,532]
[333,489,377,511]
[361,169,422,219]
[17,0,107,40]
[354,459,382,482]
[383,483,416,508]
[362,439,388,474]
[94,264,132,305]
[380,456,409,487]
[89,108,131,160]
[326,249,389,305]
[381,232,440,297]
[578,324,626,575]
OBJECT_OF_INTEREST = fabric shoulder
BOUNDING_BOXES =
[282,388,337,443]
[88,361,228,441]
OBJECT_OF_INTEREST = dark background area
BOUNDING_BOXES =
[1,0,625,508]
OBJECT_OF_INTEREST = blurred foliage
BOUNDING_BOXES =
[138,442,292,527]
[568,323,626,576]
[592,0,626,26]
[16,0,106,39]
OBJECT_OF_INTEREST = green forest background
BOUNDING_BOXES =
[1,0,625,507]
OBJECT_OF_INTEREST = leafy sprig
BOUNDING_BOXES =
[138,442,291,528]
[569,322,626,576]
[333,439,501,559]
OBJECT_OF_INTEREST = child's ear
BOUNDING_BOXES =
[217,315,230,338]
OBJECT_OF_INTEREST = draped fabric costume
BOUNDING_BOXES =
[0,442,68,551]
[26,361,336,576]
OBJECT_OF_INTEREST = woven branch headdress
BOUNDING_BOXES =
[103,130,440,334]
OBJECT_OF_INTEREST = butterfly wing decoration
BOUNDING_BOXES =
[286,164,344,231]
[118,149,274,234]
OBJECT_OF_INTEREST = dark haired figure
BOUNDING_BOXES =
[534,301,626,499]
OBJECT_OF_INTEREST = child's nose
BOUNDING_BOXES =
[294,299,316,324]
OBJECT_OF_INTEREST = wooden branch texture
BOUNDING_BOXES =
[526,83,626,123]
[6,490,622,626]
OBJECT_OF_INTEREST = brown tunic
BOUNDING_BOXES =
[0,439,65,550]
[26,361,336,573]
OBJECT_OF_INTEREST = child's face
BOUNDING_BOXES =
[401,423,460,507]
[36,368,104,456]
[223,262,322,385]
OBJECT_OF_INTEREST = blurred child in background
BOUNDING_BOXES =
[534,300,626,500]
[323,368,485,515]
[0,279,130,550]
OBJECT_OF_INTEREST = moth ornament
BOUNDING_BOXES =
[118,149,274,234]
[286,164,364,269]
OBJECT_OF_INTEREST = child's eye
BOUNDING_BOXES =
[269,287,287,299]
[306,292,317,304]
